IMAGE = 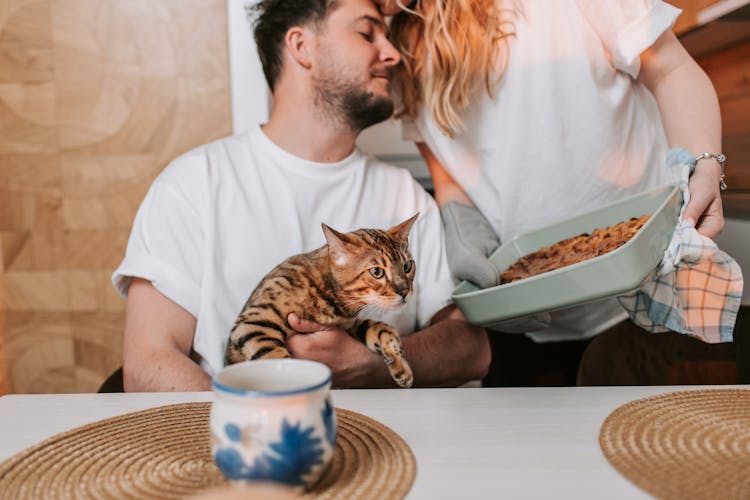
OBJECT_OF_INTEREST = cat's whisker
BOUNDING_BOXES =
[356,300,407,319]
[356,304,383,318]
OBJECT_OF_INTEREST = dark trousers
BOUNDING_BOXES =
[483,306,749,387]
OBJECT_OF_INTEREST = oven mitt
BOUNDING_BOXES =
[617,148,743,342]
[441,201,551,333]
[440,201,500,289]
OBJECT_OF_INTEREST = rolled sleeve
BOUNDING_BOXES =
[113,254,201,318]
[577,0,681,78]
[112,169,205,317]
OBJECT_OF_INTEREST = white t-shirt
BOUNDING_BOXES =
[403,0,680,341]
[112,126,455,376]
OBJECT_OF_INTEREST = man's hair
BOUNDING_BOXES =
[251,0,338,91]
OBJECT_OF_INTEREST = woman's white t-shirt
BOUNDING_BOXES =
[404,0,681,340]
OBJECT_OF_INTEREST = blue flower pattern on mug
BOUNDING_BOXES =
[214,417,326,486]
[321,397,337,446]
[224,423,242,443]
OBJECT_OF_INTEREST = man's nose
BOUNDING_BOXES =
[380,38,401,67]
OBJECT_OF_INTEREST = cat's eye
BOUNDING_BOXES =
[370,267,384,279]
[403,260,414,273]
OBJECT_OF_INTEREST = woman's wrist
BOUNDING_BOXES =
[694,152,727,190]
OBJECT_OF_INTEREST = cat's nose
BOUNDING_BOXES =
[396,286,409,299]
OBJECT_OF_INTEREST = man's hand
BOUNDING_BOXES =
[287,306,491,388]
[440,201,500,289]
[286,314,388,388]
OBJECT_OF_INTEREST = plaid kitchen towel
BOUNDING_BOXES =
[618,148,744,343]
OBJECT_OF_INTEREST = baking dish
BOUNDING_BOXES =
[451,184,682,328]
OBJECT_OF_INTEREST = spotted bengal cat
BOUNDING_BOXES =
[225,214,418,388]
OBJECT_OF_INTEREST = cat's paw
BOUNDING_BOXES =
[390,359,413,388]
[395,371,413,388]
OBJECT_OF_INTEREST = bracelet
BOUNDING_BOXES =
[695,152,727,191]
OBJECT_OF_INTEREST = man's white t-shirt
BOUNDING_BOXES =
[403,0,681,340]
[112,126,455,376]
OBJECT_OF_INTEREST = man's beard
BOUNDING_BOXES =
[314,75,394,133]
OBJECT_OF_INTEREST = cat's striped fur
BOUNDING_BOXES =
[225,214,418,388]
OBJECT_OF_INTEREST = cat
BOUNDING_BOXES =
[225,214,419,388]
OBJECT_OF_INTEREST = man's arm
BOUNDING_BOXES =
[122,277,211,391]
[286,305,490,388]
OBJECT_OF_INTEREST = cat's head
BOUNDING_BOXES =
[322,214,418,315]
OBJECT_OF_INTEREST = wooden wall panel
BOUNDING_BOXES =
[673,0,723,34]
[0,0,232,393]
[672,0,750,191]
[696,39,750,191]
[0,309,8,395]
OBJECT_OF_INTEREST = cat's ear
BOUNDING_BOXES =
[322,223,355,266]
[388,213,419,242]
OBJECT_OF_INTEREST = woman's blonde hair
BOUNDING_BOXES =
[391,0,515,137]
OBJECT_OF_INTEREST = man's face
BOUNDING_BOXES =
[311,0,401,132]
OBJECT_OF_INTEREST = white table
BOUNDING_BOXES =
[0,386,738,499]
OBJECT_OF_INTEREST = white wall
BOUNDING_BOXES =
[357,120,429,179]
[225,0,428,180]
[226,0,270,132]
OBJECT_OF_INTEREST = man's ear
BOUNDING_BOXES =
[285,26,313,69]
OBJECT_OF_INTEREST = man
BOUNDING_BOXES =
[112,0,490,391]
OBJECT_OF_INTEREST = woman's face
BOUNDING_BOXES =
[373,0,405,16]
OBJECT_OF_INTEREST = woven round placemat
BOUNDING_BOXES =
[599,389,750,499]
[0,402,415,500]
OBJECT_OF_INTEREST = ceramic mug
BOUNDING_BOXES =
[210,359,337,490]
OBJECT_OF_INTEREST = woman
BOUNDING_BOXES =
[376,0,732,385]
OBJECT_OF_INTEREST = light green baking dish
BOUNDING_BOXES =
[451,184,682,328]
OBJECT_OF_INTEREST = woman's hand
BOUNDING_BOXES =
[683,159,724,238]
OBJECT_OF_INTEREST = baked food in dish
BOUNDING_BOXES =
[500,215,651,284]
